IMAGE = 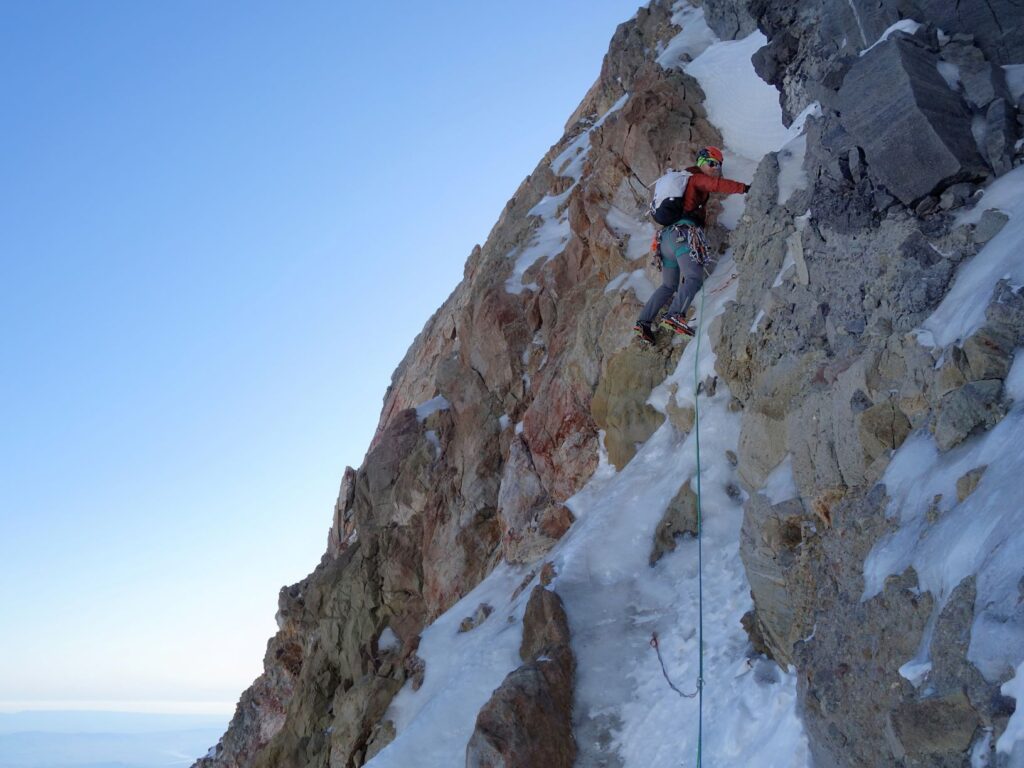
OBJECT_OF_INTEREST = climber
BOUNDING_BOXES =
[633,146,749,344]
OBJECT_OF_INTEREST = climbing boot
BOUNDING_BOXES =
[660,314,695,336]
[633,321,656,345]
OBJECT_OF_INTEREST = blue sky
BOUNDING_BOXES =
[0,1,638,712]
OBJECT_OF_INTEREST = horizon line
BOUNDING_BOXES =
[0,700,236,716]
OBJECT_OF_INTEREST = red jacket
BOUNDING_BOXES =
[681,165,748,225]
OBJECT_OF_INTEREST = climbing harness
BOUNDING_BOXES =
[650,221,711,272]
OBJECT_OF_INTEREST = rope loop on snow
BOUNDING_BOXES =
[649,632,698,699]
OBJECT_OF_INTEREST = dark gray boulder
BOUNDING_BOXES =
[836,35,988,204]
[703,0,758,41]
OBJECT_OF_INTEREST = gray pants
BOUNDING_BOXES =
[638,226,710,325]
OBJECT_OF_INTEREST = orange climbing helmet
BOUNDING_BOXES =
[696,146,724,166]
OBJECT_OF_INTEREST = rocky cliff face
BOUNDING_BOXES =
[196,1,1024,766]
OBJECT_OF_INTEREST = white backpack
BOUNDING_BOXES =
[649,169,692,225]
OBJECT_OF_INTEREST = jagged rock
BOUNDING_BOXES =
[520,586,572,661]
[933,379,1006,451]
[940,38,1010,110]
[986,279,1024,342]
[702,0,758,41]
[326,675,404,766]
[858,400,912,464]
[666,384,696,433]
[836,36,987,204]
[985,98,1018,176]
[649,479,699,566]
[327,467,357,558]
[740,495,816,665]
[540,562,557,587]
[201,2,1024,765]
[957,465,988,501]
[466,587,576,768]
[591,344,670,469]
[364,720,396,762]
[736,410,787,489]
[963,325,1015,381]
[740,609,771,658]
[973,208,1010,243]
[938,182,975,210]
[459,603,495,634]
[918,0,1024,63]
[497,436,573,563]
[405,652,426,692]
[934,345,972,399]
[889,692,980,758]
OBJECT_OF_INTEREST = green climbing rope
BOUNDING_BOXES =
[692,279,707,768]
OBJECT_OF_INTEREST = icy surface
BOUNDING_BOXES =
[505,188,572,294]
[921,165,1024,346]
[370,238,809,768]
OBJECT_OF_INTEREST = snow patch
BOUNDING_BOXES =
[685,32,794,163]
[551,94,629,182]
[606,204,656,261]
[415,396,450,421]
[378,627,400,652]
[656,2,717,68]
[921,165,1024,346]
[368,566,531,767]
[937,60,962,91]
[505,188,573,294]
[999,662,1024,759]
[861,19,923,56]
[863,352,1024,687]
[762,455,799,504]
[1004,65,1024,103]
[605,268,657,303]
[777,133,809,205]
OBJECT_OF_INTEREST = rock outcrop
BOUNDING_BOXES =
[465,587,576,768]
[196,0,1024,766]
[713,0,1024,764]
[196,4,726,766]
